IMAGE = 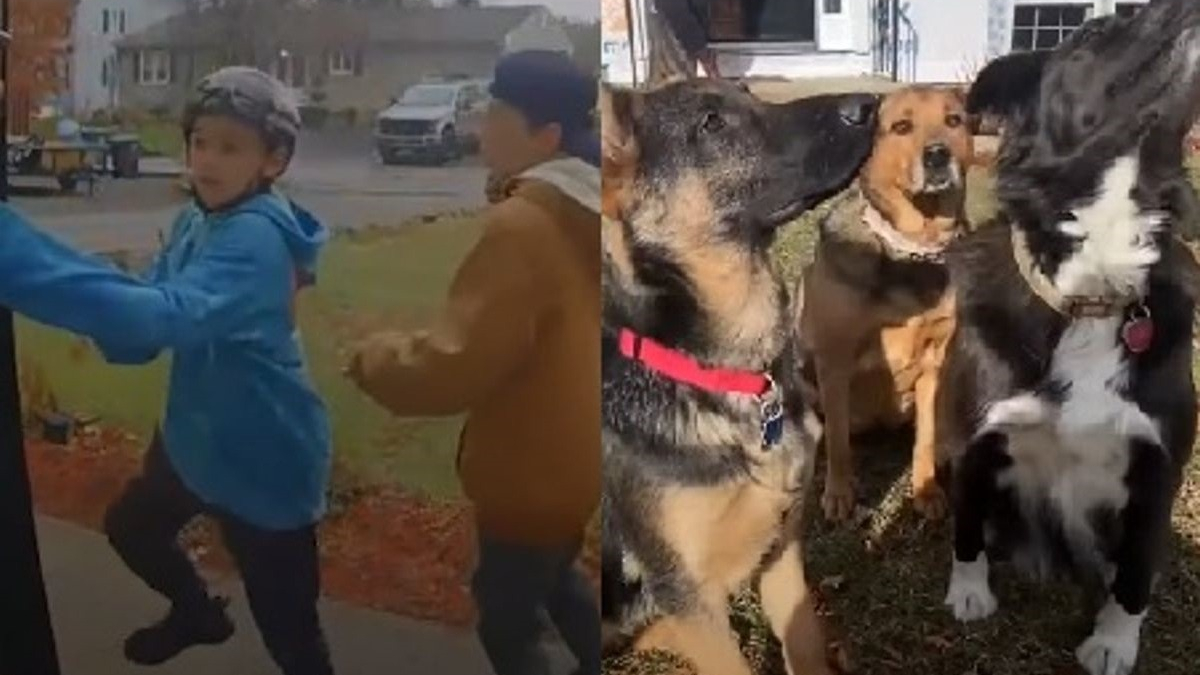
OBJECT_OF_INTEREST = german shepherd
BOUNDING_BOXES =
[940,1,1200,672]
[797,86,975,522]
[599,78,877,675]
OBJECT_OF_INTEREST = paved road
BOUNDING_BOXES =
[10,128,489,254]
[38,516,575,675]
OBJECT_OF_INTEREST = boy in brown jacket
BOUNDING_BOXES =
[345,50,600,675]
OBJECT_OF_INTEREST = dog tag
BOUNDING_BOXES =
[761,398,784,448]
[1121,306,1154,354]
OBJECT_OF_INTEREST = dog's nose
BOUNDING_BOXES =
[923,143,952,170]
[838,95,877,126]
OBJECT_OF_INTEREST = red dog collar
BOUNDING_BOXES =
[617,328,773,397]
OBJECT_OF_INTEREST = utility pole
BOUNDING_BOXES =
[0,2,63,672]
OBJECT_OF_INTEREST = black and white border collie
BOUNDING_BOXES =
[938,1,1200,674]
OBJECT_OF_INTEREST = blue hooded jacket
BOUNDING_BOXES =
[0,191,332,530]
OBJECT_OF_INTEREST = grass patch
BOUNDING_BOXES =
[604,165,1200,674]
[16,214,483,500]
[136,119,185,159]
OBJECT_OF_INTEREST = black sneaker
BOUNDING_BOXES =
[123,595,235,665]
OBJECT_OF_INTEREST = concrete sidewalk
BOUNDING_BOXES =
[36,516,575,675]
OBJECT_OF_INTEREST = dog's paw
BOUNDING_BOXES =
[912,481,948,520]
[1075,599,1145,675]
[943,553,997,622]
[981,394,1050,432]
[821,480,856,522]
[1076,634,1138,675]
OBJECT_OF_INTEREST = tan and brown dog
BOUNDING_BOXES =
[797,86,974,522]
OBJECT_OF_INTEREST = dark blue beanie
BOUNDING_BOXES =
[490,50,599,167]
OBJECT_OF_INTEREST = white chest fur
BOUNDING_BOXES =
[988,317,1156,561]
[986,154,1165,561]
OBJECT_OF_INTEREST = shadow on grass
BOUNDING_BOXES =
[795,434,1200,675]
[603,425,1200,675]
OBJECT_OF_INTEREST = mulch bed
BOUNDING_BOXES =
[24,423,599,628]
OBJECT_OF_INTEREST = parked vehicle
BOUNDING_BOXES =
[374,79,490,165]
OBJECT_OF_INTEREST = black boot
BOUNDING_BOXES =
[124,595,235,665]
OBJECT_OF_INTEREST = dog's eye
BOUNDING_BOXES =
[891,119,914,135]
[945,113,963,128]
[700,111,727,134]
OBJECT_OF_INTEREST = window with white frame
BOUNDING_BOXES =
[823,0,842,13]
[137,50,172,85]
[1115,2,1146,18]
[1011,3,1092,51]
[328,49,358,76]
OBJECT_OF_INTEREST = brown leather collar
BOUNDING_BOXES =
[1010,227,1139,318]
[861,203,962,264]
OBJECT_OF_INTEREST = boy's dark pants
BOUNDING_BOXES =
[103,432,333,675]
[472,534,600,675]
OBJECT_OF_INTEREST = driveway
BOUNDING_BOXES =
[38,516,575,675]
[9,127,490,254]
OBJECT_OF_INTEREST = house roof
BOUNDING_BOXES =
[115,4,545,51]
[364,6,544,45]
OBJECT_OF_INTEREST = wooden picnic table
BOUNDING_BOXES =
[6,135,107,194]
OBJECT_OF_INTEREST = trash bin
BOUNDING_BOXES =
[109,135,141,178]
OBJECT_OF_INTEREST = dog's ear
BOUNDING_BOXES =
[600,83,642,219]
[600,83,640,167]
[967,50,1050,118]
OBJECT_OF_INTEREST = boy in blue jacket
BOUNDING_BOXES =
[0,67,334,675]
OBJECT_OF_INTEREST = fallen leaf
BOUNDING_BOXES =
[924,633,954,651]
[821,574,847,592]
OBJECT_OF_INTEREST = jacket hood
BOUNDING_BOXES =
[233,190,329,287]
[516,157,600,215]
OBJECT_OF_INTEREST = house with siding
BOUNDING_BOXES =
[602,0,1151,85]
[112,4,573,115]
[69,0,182,115]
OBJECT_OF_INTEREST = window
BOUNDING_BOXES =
[136,50,171,85]
[101,59,108,87]
[328,49,359,76]
[823,0,842,13]
[400,85,457,106]
[1011,3,1092,51]
[1115,2,1145,19]
[120,10,126,34]
[708,0,816,42]
[101,9,109,34]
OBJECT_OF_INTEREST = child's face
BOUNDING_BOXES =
[187,115,287,210]
[480,100,561,178]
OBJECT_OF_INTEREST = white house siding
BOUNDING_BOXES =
[716,49,873,78]
[71,0,182,116]
[900,0,1146,84]
[902,0,991,82]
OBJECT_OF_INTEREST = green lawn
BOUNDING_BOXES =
[136,119,185,159]
[16,215,483,500]
[605,165,1200,674]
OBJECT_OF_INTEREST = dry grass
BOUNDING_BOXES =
[602,167,1200,674]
